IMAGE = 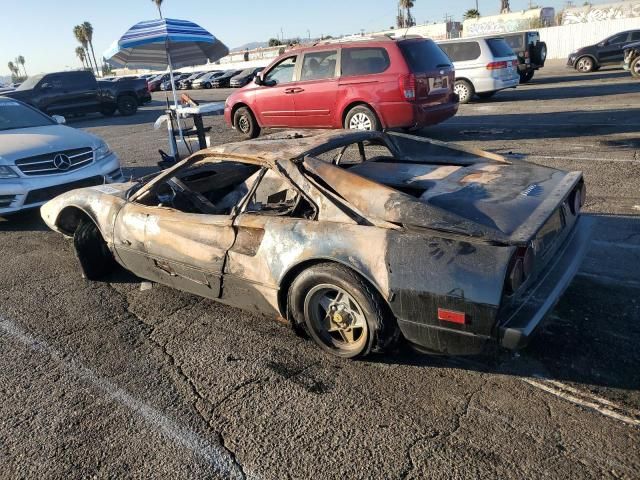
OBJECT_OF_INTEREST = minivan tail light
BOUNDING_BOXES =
[399,74,416,101]
[486,61,508,70]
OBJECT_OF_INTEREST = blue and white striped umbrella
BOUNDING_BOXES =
[104,18,229,69]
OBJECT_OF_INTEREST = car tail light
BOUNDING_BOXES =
[506,245,535,295]
[399,74,416,101]
[486,61,508,70]
[438,308,468,325]
[512,60,519,67]
[568,183,586,215]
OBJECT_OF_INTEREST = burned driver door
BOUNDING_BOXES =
[114,161,260,299]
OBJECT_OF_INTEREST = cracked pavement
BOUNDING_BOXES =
[0,62,639,478]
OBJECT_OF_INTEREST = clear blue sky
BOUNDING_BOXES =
[1,0,611,76]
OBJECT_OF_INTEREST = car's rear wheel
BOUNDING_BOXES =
[631,57,640,78]
[234,106,261,139]
[100,105,117,116]
[73,219,116,280]
[205,82,212,89]
[288,263,399,359]
[117,95,138,116]
[454,79,474,104]
[519,70,534,83]
[344,105,380,131]
[576,56,595,73]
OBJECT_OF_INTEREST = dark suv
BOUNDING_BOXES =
[225,36,458,138]
[485,31,546,83]
[567,30,640,73]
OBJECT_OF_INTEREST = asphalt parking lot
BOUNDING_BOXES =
[1,60,639,479]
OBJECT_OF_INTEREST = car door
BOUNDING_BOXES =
[113,201,235,299]
[598,32,631,65]
[34,74,68,114]
[253,54,298,127]
[69,72,100,113]
[292,49,339,127]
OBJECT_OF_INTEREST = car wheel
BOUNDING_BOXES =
[73,219,116,280]
[344,105,380,131]
[117,95,138,116]
[288,263,399,359]
[631,57,640,78]
[100,105,117,117]
[576,56,595,73]
[519,71,534,83]
[453,79,474,104]
[205,82,212,89]
[234,106,261,139]
[476,91,496,99]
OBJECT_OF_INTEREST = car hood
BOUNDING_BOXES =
[0,125,101,165]
[304,156,582,245]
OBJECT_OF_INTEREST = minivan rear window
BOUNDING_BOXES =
[398,39,452,72]
[439,42,481,62]
[486,38,515,58]
[342,48,390,76]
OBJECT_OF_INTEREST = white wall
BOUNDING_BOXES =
[539,17,640,59]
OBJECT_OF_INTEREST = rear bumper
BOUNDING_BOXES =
[499,215,594,350]
[379,99,459,129]
[474,75,519,93]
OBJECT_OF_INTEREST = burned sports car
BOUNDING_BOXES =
[41,130,591,358]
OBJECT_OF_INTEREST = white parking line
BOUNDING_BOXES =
[522,377,640,427]
[0,316,251,480]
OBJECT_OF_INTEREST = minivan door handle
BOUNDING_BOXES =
[284,87,305,94]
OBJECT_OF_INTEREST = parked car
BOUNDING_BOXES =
[178,72,206,90]
[225,36,458,139]
[623,41,640,78]
[41,129,590,358]
[438,37,519,104]
[483,31,546,83]
[211,69,243,88]
[0,97,122,216]
[192,71,225,89]
[230,68,264,88]
[568,30,640,73]
[160,73,189,91]
[3,70,150,117]
[148,73,173,92]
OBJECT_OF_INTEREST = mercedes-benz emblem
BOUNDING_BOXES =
[53,154,72,171]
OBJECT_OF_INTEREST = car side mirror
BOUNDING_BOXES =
[52,115,66,124]
[254,75,263,86]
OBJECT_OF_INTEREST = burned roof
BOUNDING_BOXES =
[201,129,388,164]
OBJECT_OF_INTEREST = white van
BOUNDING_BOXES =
[438,37,519,103]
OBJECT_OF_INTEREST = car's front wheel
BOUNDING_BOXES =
[344,105,380,131]
[454,79,474,104]
[234,106,261,139]
[576,56,595,73]
[73,219,116,280]
[117,95,138,116]
[288,263,399,359]
[631,57,640,78]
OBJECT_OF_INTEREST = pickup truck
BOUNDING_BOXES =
[2,70,151,117]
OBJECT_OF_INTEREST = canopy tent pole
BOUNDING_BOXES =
[166,49,186,158]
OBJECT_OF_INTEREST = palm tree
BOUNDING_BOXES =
[397,0,416,28]
[82,22,100,76]
[75,46,88,69]
[151,0,163,18]
[464,8,481,19]
[17,55,27,77]
[500,0,510,13]
[74,25,95,74]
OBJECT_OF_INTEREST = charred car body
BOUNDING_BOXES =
[41,130,591,358]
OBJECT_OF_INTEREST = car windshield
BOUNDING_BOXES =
[0,99,55,131]
[16,74,44,90]
[398,39,453,72]
[486,38,515,58]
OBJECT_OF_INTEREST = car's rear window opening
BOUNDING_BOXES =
[439,41,481,62]
[486,38,515,58]
[398,39,453,72]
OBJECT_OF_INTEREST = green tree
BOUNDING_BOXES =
[501,0,510,13]
[82,22,100,76]
[74,25,95,74]
[76,47,88,69]
[464,8,481,19]
[17,55,27,77]
[151,0,163,18]
[102,60,114,76]
[268,38,282,47]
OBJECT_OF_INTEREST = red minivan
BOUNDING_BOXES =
[224,37,459,138]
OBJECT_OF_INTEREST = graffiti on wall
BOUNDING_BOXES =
[462,8,555,37]
[562,2,640,24]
